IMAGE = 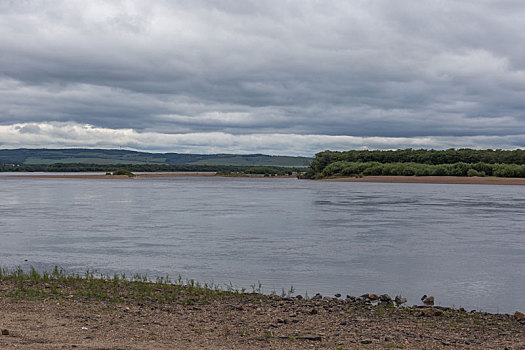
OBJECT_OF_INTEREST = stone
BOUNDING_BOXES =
[380,294,392,302]
[323,296,332,301]
[419,308,442,317]
[1,329,9,336]
[419,308,433,317]
[368,293,379,301]
[299,335,322,341]
[361,339,373,344]
[514,311,525,322]
[334,293,341,298]
[295,295,303,300]
[309,309,318,315]
[421,295,434,306]
[395,295,407,305]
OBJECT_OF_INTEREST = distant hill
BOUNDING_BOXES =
[0,149,312,167]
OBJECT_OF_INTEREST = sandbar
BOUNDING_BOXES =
[4,173,296,180]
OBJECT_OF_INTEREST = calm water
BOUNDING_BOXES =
[1,174,524,313]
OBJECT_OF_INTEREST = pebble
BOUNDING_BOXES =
[380,294,392,302]
[361,339,372,344]
[334,293,341,298]
[419,308,443,317]
[299,334,322,341]
[421,295,435,306]
[514,311,525,322]
[395,295,407,305]
[1,329,9,336]
[312,293,322,300]
[368,293,379,301]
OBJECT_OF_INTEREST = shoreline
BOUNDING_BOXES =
[1,271,524,349]
[320,175,525,186]
[3,173,296,180]
[4,172,215,179]
[4,173,525,185]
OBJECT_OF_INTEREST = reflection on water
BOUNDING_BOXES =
[1,175,524,313]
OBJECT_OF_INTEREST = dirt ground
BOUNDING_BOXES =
[5,173,297,180]
[7,173,525,185]
[1,292,524,349]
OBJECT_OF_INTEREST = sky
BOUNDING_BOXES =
[1,0,525,156]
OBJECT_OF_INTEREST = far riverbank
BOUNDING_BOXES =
[4,173,525,185]
[3,173,296,180]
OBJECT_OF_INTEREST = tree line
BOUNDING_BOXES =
[0,163,300,174]
[314,161,525,178]
[303,149,525,179]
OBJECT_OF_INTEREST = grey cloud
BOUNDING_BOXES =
[1,0,525,153]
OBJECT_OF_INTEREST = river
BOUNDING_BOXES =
[1,174,524,313]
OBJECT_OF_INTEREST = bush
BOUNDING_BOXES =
[112,169,135,177]
[467,169,480,177]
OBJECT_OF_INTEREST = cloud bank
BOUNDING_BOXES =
[1,122,523,156]
[1,1,525,155]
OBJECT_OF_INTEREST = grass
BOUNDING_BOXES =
[0,266,266,306]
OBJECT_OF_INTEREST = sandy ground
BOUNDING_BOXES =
[1,291,525,349]
[4,173,216,179]
[321,175,525,186]
[4,173,525,184]
[4,173,297,180]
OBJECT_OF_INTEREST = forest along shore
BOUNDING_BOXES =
[1,274,525,349]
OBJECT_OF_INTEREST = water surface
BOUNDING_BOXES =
[1,175,524,313]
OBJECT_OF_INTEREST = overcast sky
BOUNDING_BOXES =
[1,0,524,156]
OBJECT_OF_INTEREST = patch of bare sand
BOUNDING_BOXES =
[1,294,524,349]
[4,173,216,180]
[5,173,296,180]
